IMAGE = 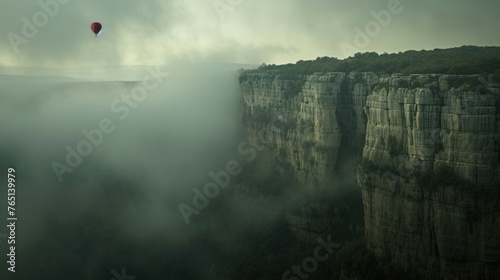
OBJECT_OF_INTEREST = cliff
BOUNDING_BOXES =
[239,70,500,279]
[240,71,377,187]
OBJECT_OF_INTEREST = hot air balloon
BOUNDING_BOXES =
[90,22,102,37]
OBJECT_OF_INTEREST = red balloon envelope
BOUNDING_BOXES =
[90,22,102,37]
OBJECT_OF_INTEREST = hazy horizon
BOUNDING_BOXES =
[1,0,499,68]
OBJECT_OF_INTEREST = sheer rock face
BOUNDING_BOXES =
[241,71,376,188]
[363,75,498,185]
[361,75,500,279]
[240,71,500,279]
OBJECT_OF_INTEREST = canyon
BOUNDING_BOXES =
[239,70,500,279]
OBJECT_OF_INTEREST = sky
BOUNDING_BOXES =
[1,0,499,68]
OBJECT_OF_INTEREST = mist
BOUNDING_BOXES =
[0,63,301,279]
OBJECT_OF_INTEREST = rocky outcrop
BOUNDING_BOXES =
[240,71,500,279]
[360,75,500,279]
[240,71,378,189]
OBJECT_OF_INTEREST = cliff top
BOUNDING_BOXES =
[242,46,500,78]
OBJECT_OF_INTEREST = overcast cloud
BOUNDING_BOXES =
[1,0,499,67]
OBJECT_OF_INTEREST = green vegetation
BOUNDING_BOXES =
[387,135,404,157]
[242,46,500,79]
[246,106,273,124]
[360,159,377,173]
[282,75,307,98]
[360,159,397,175]
[446,75,483,89]
[330,238,408,280]
[220,155,413,280]
[417,165,472,191]
[353,72,364,83]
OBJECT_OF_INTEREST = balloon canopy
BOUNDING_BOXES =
[90,22,102,37]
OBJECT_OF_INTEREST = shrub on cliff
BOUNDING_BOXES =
[446,76,483,89]
[282,76,307,98]
[418,165,472,191]
[387,135,403,157]
[361,159,377,173]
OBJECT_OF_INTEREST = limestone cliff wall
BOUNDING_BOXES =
[240,71,377,188]
[240,70,500,279]
[360,75,500,279]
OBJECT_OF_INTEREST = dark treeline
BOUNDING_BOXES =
[244,46,500,78]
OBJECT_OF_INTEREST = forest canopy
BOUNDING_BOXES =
[246,46,500,79]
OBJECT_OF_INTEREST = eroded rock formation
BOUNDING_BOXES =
[240,70,500,279]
